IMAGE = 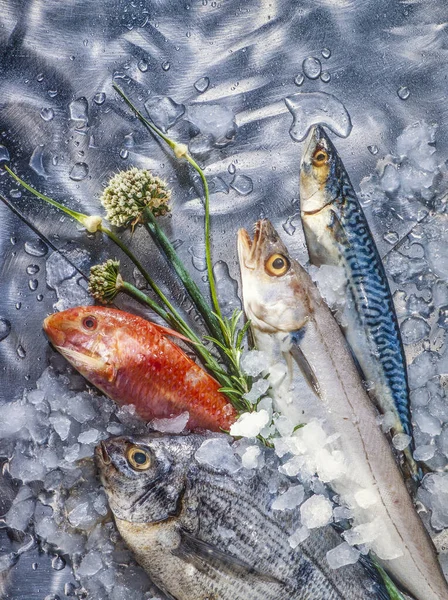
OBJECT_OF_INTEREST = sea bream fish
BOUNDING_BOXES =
[299,125,417,478]
[237,220,448,600]
[96,432,390,600]
[43,307,236,432]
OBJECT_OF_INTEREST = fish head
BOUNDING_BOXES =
[95,434,197,523]
[237,220,314,333]
[42,306,124,384]
[300,125,343,214]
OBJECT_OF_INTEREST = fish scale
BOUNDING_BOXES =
[97,433,389,600]
[334,182,412,437]
[299,126,415,477]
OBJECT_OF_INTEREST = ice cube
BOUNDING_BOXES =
[194,438,241,474]
[271,485,304,511]
[343,519,381,546]
[241,445,264,470]
[274,415,295,437]
[288,525,310,549]
[413,445,435,462]
[150,412,189,434]
[49,413,72,441]
[10,452,46,483]
[414,408,442,436]
[354,488,378,509]
[5,486,36,532]
[77,550,103,578]
[78,429,100,445]
[333,506,353,522]
[229,410,270,438]
[300,495,333,529]
[241,350,271,376]
[326,542,360,569]
[392,433,412,451]
[65,393,97,423]
[243,378,270,404]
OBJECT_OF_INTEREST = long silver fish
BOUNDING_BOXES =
[96,433,389,600]
[299,125,417,478]
[237,219,448,600]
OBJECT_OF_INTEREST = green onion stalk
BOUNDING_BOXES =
[112,83,252,398]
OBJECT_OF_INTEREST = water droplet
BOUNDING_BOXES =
[48,90,58,98]
[69,162,89,181]
[228,163,236,174]
[36,73,44,82]
[24,239,48,257]
[282,215,296,236]
[17,345,26,359]
[15,302,21,310]
[188,246,207,271]
[171,239,184,250]
[397,86,410,100]
[28,279,38,291]
[294,73,305,86]
[144,96,185,132]
[321,48,331,59]
[10,236,17,245]
[0,145,10,163]
[384,231,399,244]
[230,174,253,196]
[51,555,66,571]
[93,92,106,105]
[26,264,40,275]
[368,145,379,155]
[9,189,21,198]
[40,108,54,122]
[194,77,210,93]
[64,583,76,596]
[52,155,58,166]
[285,91,352,142]
[32,562,38,571]
[69,97,89,125]
[162,61,171,71]
[209,175,229,194]
[29,145,48,179]
[138,59,149,72]
[37,294,44,302]
[124,132,135,147]
[213,261,240,314]
[0,318,11,342]
[320,72,331,83]
[119,149,129,159]
[302,57,322,80]
[83,39,88,46]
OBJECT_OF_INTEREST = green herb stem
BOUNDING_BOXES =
[113,83,223,322]
[143,206,224,345]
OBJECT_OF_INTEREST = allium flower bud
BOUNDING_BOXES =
[100,167,171,227]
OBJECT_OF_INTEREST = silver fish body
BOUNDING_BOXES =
[299,126,416,477]
[237,220,448,600]
[96,433,388,600]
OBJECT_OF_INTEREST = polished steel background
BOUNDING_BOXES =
[0,0,447,597]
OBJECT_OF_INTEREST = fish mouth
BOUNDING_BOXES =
[237,220,271,270]
[96,440,112,465]
[43,314,66,347]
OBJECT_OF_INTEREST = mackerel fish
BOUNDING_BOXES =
[237,219,448,600]
[96,432,390,600]
[299,125,417,478]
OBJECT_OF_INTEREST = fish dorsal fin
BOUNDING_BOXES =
[173,528,284,586]
[288,330,322,399]
[149,322,191,343]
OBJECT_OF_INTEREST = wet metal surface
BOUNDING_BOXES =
[0,0,447,597]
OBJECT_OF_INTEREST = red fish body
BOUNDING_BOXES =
[43,307,236,432]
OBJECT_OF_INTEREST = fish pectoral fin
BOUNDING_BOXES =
[173,529,284,586]
[288,336,322,399]
[149,322,191,343]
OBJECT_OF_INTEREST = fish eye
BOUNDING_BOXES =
[265,253,290,277]
[126,446,152,471]
[312,149,328,166]
[82,316,98,330]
